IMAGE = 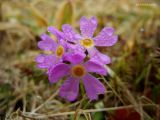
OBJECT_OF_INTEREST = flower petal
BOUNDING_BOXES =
[80,16,97,38]
[48,26,64,40]
[84,60,107,75]
[83,74,105,100]
[94,27,118,46]
[35,54,57,69]
[66,43,85,53]
[63,52,85,64]
[38,34,57,51]
[35,54,45,63]
[59,77,80,101]
[48,63,70,83]
[95,52,111,65]
[62,24,81,42]
[88,47,111,65]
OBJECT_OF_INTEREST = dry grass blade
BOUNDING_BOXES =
[18,104,158,119]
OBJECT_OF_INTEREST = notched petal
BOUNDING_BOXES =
[80,16,97,38]
[48,63,70,83]
[83,74,105,100]
[84,60,107,75]
[62,24,80,42]
[63,52,86,64]
[59,77,80,101]
[35,54,57,69]
[94,27,118,46]
[48,26,64,40]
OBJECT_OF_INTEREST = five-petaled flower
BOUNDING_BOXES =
[36,29,67,71]
[35,16,118,101]
[60,16,117,65]
[49,52,106,101]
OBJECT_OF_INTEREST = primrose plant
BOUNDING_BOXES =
[35,16,118,101]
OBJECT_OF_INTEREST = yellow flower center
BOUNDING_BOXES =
[71,65,86,77]
[56,45,64,57]
[80,39,94,48]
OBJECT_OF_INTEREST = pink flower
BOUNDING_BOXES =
[62,16,118,64]
[48,52,106,101]
[35,31,67,70]
[35,16,118,101]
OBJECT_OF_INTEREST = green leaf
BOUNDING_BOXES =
[0,83,12,99]
[93,112,105,120]
[55,1,74,29]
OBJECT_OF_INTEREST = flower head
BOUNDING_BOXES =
[35,16,118,101]
[62,16,118,64]
[35,30,67,70]
[48,52,106,101]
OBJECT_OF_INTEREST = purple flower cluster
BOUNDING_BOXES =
[35,16,118,101]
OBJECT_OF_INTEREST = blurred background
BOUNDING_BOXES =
[0,0,160,120]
